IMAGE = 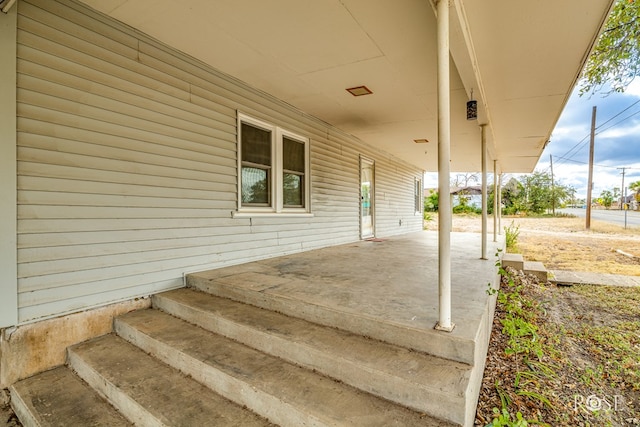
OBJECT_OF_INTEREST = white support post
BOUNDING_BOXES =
[435,0,453,332]
[498,172,503,234]
[493,160,498,243]
[481,124,487,259]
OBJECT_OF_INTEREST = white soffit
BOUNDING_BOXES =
[76,0,613,173]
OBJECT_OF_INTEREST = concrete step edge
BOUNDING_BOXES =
[152,289,470,417]
[187,274,476,365]
[523,261,548,282]
[9,366,132,427]
[115,309,457,426]
[501,253,524,271]
[67,342,166,426]
[8,387,39,427]
[68,335,272,427]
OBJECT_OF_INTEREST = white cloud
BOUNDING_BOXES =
[624,78,640,97]
[598,121,640,139]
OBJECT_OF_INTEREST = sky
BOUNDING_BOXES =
[537,78,640,200]
[425,78,640,200]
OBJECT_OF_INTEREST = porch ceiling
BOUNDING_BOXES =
[76,0,613,173]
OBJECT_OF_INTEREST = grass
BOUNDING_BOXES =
[482,274,640,426]
[480,212,640,426]
[568,285,640,392]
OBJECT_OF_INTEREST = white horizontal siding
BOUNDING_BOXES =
[16,0,425,323]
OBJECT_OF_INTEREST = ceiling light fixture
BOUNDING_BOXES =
[346,86,373,96]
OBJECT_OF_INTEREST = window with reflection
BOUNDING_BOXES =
[238,114,309,213]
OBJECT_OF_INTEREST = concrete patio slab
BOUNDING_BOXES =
[188,231,504,365]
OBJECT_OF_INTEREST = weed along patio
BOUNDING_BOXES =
[0,0,614,426]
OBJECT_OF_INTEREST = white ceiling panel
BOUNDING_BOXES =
[77,0,614,173]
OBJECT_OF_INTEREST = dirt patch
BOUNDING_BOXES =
[425,214,640,276]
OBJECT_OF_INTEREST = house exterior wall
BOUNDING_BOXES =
[0,4,18,329]
[15,0,424,324]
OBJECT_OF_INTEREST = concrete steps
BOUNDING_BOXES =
[115,307,452,426]
[10,286,462,426]
[68,334,274,427]
[501,253,548,282]
[186,270,478,366]
[152,288,472,423]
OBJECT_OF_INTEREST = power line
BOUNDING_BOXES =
[552,99,640,166]
[553,155,638,171]
[596,108,640,135]
[553,137,590,167]
[596,99,640,129]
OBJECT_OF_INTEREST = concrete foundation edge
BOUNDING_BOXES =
[0,297,151,388]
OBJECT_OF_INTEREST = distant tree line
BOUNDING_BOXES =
[424,171,575,215]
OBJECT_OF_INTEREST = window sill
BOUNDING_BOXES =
[232,211,314,219]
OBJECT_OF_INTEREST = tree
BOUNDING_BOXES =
[580,0,640,95]
[424,189,439,212]
[600,189,614,209]
[451,173,479,187]
[499,171,571,215]
[520,171,568,214]
[501,177,526,215]
[565,186,578,208]
[630,180,640,208]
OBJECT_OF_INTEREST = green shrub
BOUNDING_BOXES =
[453,204,481,214]
[504,221,520,251]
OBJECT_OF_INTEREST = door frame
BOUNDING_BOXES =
[359,156,375,239]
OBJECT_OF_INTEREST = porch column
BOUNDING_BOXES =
[493,160,497,242]
[0,4,18,328]
[480,124,487,259]
[435,0,453,332]
[498,172,503,234]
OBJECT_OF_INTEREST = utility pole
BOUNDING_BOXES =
[586,106,596,230]
[618,167,627,210]
[550,154,555,216]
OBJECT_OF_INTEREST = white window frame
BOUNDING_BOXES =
[414,177,423,214]
[236,112,311,217]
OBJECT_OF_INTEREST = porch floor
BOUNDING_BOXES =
[188,230,505,365]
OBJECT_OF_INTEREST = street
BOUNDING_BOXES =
[559,207,640,228]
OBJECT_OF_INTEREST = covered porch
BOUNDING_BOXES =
[11,230,506,426]
[187,230,504,365]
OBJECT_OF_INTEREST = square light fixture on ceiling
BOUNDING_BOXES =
[346,86,373,96]
[414,139,429,144]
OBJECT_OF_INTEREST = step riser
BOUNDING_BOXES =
[501,253,524,271]
[153,293,466,422]
[188,276,475,365]
[67,349,163,427]
[114,318,325,427]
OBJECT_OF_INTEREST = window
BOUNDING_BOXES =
[241,123,272,206]
[283,136,305,207]
[415,178,422,213]
[238,113,310,214]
